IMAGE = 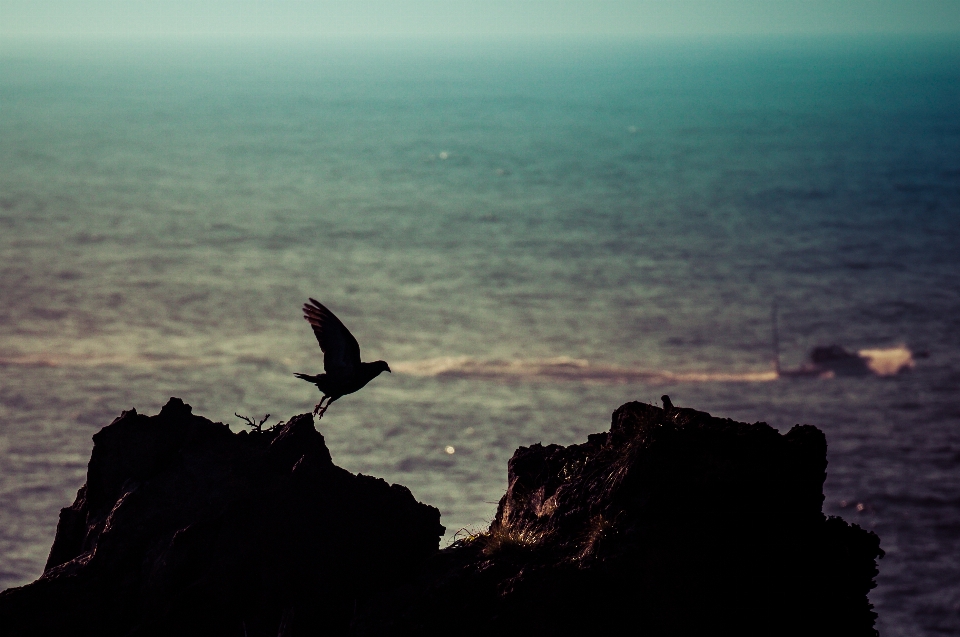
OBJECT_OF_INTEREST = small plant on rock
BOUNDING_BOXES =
[235,412,271,432]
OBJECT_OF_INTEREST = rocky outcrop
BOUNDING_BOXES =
[0,398,443,637]
[0,397,883,637]
[355,398,884,637]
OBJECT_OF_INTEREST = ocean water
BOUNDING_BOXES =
[1,36,959,635]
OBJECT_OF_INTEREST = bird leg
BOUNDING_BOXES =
[313,396,331,418]
[313,396,336,420]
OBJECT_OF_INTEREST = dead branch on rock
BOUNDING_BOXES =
[235,412,270,432]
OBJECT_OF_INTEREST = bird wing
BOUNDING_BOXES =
[303,299,363,372]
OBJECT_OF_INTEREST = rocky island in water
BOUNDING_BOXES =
[0,397,883,636]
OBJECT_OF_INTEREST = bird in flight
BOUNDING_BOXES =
[294,299,391,418]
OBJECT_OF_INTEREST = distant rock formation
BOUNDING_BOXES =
[779,344,916,378]
[0,398,883,637]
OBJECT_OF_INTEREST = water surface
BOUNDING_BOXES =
[1,36,958,635]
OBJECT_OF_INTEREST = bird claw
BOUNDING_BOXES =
[313,397,330,418]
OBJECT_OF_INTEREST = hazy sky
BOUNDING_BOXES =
[1,0,959,38]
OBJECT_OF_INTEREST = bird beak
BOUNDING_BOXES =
[386,364,392,373]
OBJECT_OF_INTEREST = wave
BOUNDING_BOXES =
[857,345,915,376]
[2,347,914,382]
[392,356,778,384]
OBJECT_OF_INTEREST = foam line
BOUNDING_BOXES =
[858,345,915,376]
[392,356,778,384]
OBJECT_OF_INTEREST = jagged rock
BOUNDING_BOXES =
[0,398,444,637]
[810,344,873,376]
[354,399,884,637]
[0,397,883,637]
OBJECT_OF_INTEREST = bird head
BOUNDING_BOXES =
[375,360,391,374]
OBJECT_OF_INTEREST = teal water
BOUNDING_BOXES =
[1,37,959,635]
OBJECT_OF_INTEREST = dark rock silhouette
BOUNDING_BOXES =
[0,398,443,637]
[810,344,873,376]
[0,397,883,637]
[355,398,884,637]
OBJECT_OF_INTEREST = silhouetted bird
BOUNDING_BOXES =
[294,299,391,418]
[661,395,674,413]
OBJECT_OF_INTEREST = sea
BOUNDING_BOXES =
[0,35,958,635]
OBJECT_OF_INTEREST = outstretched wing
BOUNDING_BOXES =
[303,299,363,372]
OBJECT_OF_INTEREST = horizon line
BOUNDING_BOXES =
[3,31,960,42]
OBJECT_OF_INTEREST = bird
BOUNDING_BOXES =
[293,298,391,418]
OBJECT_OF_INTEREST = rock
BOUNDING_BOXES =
[0,398,444,637]
[810,345,873,376]
[0,397,883,637]
[354,398,884,637]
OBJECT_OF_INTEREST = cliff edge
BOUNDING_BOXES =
[0,397,883,636]
[355,398,884,636]
[0,398,443,637]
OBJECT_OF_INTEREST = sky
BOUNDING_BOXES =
[1,0,959,38]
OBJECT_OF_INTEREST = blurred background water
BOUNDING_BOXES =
[1,36,958,635]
